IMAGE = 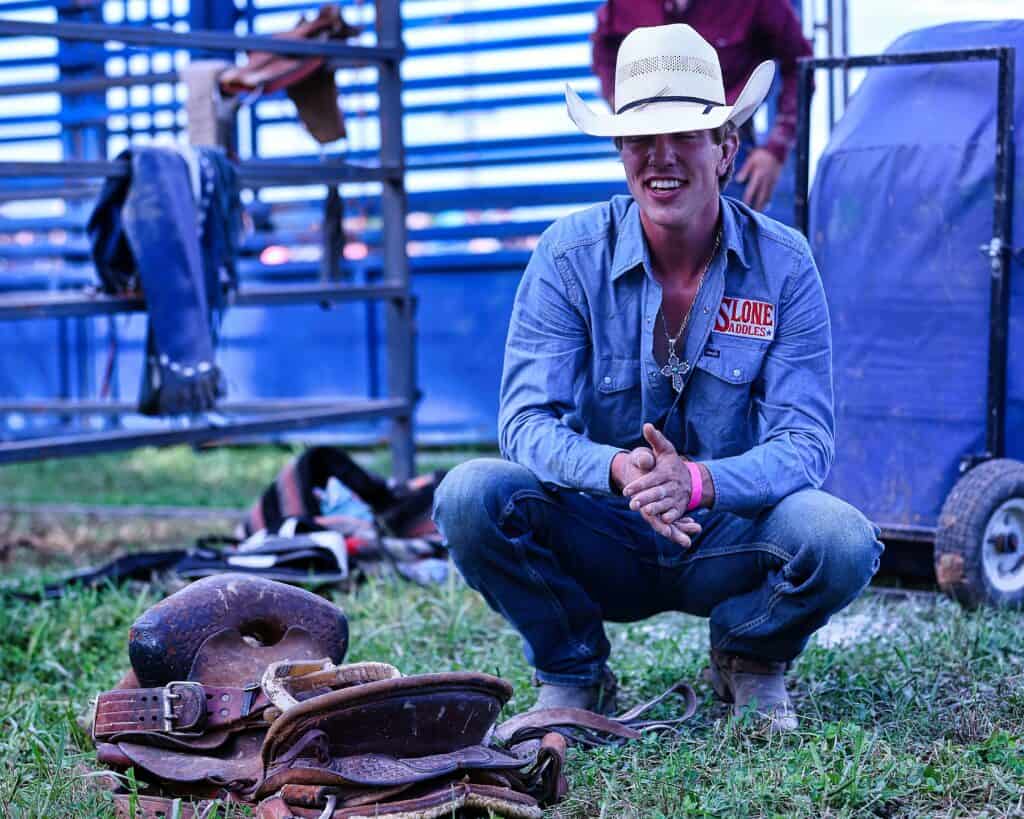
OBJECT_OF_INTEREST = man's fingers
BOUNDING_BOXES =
[642,423,676,456]
[668,526,693,549]
[674,518,702,536]
[742,175,758,206]
[641,509,673,538]
[638,497,676,517]
[630,447,655,471]
[735,157,751,183]
[628,483,676,510]
[660,507,683,524]
[750,177,767,210]
[622,471,668,498]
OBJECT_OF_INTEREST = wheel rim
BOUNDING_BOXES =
[982,497,1024,594]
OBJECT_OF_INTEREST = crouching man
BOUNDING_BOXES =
[433,24,882,732]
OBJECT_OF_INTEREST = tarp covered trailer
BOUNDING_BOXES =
[801,21,1024,607]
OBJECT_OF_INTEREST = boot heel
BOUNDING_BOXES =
[705,663,734,704]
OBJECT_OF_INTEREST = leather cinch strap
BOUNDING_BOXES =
[94,681,270,738]
[494,679,698,749]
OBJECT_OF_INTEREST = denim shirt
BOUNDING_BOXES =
[498,195,835,517]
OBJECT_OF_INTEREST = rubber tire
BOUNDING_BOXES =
[935,458,1024,609]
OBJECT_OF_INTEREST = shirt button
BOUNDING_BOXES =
[703,306,709,313]
[649,370,657,378]
[732,368,742,377]
[603,376,612,384]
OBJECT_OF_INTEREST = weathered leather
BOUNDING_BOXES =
[94,681,271,738]
[218,4,358,144]
[708,649,798,733]
[128,574,348,687]
[495,678,698,750]
[255,782,546,819]
[92,575,567,818]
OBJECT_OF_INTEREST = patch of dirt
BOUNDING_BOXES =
[0,508,239,570]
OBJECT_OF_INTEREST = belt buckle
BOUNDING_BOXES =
[162,681,205,734]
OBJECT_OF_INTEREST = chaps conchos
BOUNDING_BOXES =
[89,575,696,818]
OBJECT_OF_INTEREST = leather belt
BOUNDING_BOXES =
[94,681,270,739]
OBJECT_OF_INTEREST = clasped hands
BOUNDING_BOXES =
[612,422,703,549]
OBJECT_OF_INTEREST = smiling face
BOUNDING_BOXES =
[619,128,738,233]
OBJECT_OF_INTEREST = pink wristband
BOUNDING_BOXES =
[685,461,703,511]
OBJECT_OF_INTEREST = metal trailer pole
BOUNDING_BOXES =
[375,0,416,482]
[986,47,1016,461]
[840,0,850,105]
[794,58,814,237]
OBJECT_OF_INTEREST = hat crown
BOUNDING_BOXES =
[613,24,725,113]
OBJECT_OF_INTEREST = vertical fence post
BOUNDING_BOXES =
[376,0,415,481]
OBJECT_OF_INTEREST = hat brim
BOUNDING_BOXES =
[565,60,776,138]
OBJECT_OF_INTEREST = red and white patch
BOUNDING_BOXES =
[714,296,776,340]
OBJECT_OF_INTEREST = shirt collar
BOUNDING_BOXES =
[611,196,750,280]
[610,200,647,280]
[719,196,750,270]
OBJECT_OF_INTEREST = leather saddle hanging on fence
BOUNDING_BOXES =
[218,4,359,144]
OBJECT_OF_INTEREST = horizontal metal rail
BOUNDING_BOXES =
[0,399,410,464]
[0,397,377,415]
[0,61,594,98]
[804,47,1009,70]
[0,159,400,184]
[0,282,409,320]
[0,18,403,62]
[878,524,937,544]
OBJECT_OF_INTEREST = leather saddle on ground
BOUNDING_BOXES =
[91,574,566,818]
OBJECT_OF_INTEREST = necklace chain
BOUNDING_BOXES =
[660,228,721,352]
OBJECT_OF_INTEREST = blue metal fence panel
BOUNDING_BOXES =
[0,0,795,445]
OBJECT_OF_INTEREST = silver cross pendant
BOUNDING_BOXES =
[660,351,690,392]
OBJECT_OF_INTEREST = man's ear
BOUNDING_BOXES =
[718,129,740,175]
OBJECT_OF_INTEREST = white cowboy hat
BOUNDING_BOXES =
[566,24,776,138]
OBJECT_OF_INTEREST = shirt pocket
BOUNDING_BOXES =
[593,357,643,445]
[688,344,765,453]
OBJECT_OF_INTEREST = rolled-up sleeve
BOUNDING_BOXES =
[498,236,623,493]
[704,244,835,516]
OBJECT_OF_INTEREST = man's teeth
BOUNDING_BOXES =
[648,179,682,190]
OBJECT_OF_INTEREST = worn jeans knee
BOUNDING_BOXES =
[432,457,544,571]
[767,489,883,606]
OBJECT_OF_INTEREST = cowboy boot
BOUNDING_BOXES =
[529,667,619,715]
[707,649,798,733]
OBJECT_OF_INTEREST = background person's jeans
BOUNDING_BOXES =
[433,458,883,686]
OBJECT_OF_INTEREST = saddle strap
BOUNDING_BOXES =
[493,679,698,749]
[94,682,270,739]
[114,783,545,819]
[112,794,227,819]
[256,782,543,819]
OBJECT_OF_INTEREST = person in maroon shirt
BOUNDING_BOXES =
[592,0,812,210]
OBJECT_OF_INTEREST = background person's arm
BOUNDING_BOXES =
[756,0,813,166]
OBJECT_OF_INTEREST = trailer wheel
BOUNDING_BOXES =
[935,458,1024,608]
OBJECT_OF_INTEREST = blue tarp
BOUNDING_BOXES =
[810,20,1024,527]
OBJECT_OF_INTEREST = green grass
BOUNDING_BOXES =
[1,446,1023,818]
[0,445,488,508]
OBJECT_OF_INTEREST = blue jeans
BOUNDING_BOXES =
[433,458,883,686]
